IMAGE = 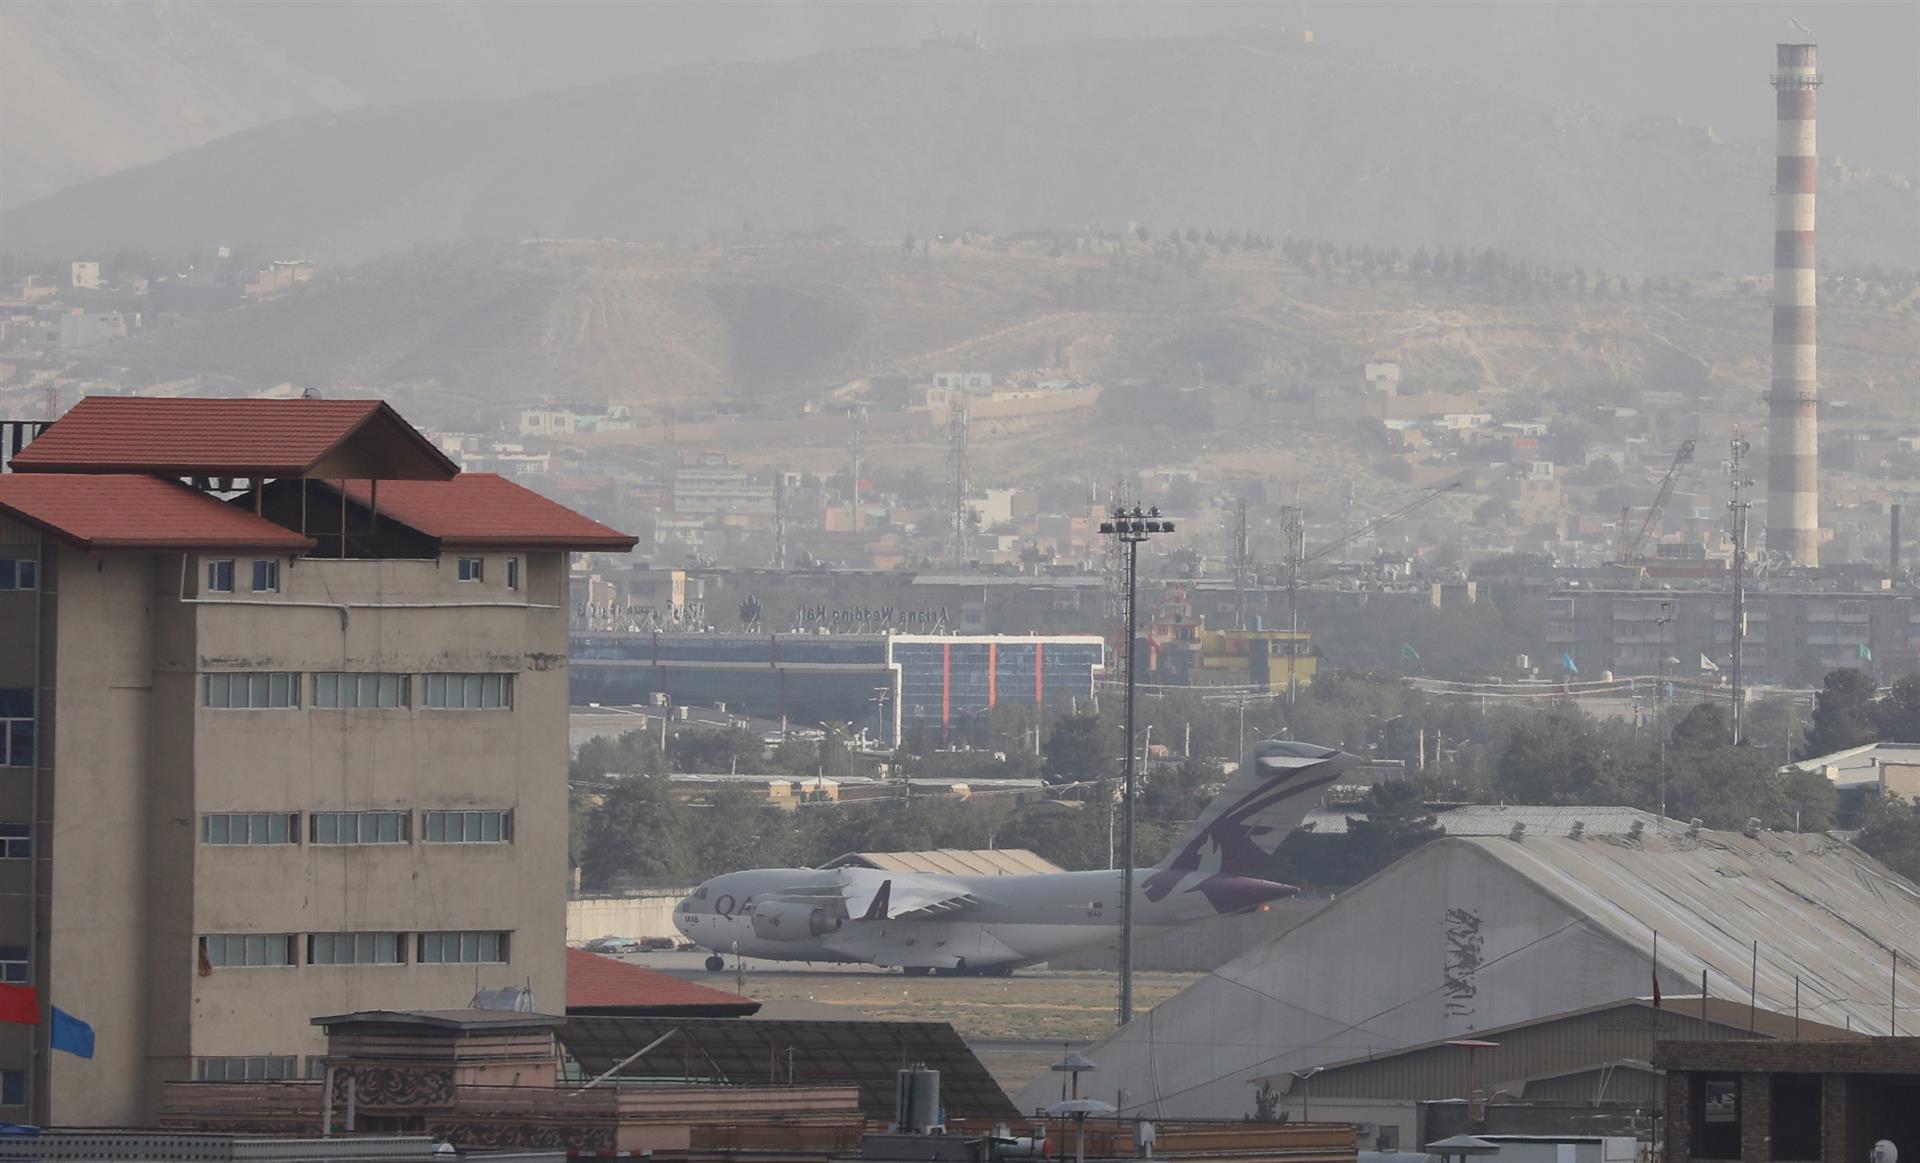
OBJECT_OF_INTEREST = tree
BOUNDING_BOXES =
[1857,798,1920,883]
[579,776,692,888]
[1876,674,1920,742]
[571,727,664,780]
[670,726,766,774]
[1669,703,1730,751]
[1779,767,1838,832]
[1043,713,1110,782]
[1494,711,1614,804]
[1338,779,1444,881]
[1802,669,1879,758]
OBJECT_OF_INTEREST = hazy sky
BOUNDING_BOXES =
[214,0,1916,177]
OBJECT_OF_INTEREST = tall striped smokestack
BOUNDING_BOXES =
[1768,42,1821,565]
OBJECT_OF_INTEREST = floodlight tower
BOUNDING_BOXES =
[1097,504,1174,1027]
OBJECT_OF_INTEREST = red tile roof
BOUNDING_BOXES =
[334,474,638,551]
[0,474,317,552]
[565,948,760,1015]
[12,396,458,480]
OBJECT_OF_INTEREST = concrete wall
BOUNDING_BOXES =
[567,890,697,944]
[12,545,573,1123]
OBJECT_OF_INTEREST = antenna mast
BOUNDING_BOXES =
[946,403,971,567]
[1729,435,1753,744]
[1232,496,1250,631]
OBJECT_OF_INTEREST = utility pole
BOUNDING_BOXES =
[1656,600,1673,826]
[849,405,867,534]
[1098,505,1173,1028]
[1232,496,1250,631]
[772,473,788,570]
[946,403,971,567]
[1729,436,1752,745]
[1282,505,1305,711]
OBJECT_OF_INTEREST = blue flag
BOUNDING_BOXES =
[1560,651,1580,675]
[50,1008,92,1059]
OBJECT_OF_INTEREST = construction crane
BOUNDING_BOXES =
[1617,440,1697,566]
[1284,478,1465,706]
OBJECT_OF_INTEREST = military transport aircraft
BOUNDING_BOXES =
[674,739,1355,974]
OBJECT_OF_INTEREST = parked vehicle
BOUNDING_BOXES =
[583,935,642,954]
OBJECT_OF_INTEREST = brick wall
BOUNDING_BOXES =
[1654,1037,1920,1075]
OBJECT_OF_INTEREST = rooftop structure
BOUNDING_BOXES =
[0,396,635,1126]
[564,947,760,1016]
[1018,828,1920,1124]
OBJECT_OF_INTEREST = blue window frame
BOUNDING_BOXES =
[0,560,34,591]
[207,560,235,593]
[250,559,279,593]
[0,690,29,768]
[0,1069,21,1106]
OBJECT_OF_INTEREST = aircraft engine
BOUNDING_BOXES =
[750,900,841,941]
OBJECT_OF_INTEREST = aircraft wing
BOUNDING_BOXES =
[838,867,985,922]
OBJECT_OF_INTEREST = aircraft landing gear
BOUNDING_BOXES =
[902,966,933,977]
[704,954,726,972]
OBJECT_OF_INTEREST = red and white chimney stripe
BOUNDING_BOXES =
[1767,42,1820,565]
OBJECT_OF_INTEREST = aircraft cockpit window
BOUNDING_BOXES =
[696,886,709,899]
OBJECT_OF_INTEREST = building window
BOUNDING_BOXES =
[418,931,507,964]
[1690,1073,1742,1160]
[308,932,403,965]
[457,557,484,582]
[305,1056,329,1080]
[0,825,29,860]
[0,946,29,985]
[201,812,297,845]
[196,1056,296,1081]
[204,672,301,709]
[0,1069,20,1106]
[423,810,511,843]
[313,673,410,709]
[207,560,235,593]
[506,557,519,590]
[200,934,294,968]
[423,673,513,709]
[0,560,35,591]
[309,811,409,845]
[0,689,30,767]
[250,559,279,593]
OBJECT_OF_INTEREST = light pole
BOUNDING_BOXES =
[1098,504,1173,1027]
[1655,601,1673,828]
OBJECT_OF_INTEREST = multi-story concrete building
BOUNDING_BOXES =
[1544,585,1920,685]
[0,397,634,1124]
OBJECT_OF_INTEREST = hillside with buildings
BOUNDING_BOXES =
[7,32,1919,271]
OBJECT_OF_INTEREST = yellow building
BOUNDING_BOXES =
[1194,629,1317,692]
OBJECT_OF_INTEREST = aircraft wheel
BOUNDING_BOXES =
[704,954,726,973]
[903,966,933,977]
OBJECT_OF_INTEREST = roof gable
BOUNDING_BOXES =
[565,948,759,1014]
[0,474,316,552]
[12,396,458,480]
[329,474,637,551]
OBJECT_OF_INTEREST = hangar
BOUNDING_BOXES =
[1015,826,1920,1122]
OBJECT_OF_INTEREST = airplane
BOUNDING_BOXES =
[673,739,1357,975]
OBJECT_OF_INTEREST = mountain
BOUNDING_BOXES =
[7,33,1918,274]
[88,241,1920,422]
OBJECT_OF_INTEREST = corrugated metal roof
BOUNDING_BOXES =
[0,473,317,552]
[1300,804,1681,836]
[1021,825,1920,1118]
[821,848,1065,875]
[1472,828,1920,1034]
[1790,741,1920,786]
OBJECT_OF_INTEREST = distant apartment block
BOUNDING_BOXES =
[56,311,124,349]
[0,397,634,1124]
[517,403,634,437]
[67,263,99,291]
[1544,587,1920,684]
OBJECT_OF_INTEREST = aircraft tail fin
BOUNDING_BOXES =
[859,878,892,921]
[1149,740,1356,884]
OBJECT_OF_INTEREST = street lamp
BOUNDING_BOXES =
[1097,504,1174,1027]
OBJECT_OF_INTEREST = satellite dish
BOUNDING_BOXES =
[1872,1142,1896,1163]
